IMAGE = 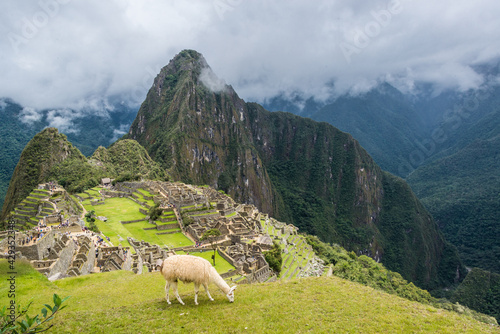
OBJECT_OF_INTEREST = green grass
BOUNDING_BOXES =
[84,197,145,222]
[157,228,181,233]
[176,250,235,273]
[155,232,193,248]
[1,260,498,334]
[75,192,90,199]
[135,188,154,198]
[92,219,132,248]
[79,195,196,251]
[85,188,101,197]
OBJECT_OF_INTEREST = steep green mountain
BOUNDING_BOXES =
[125,50,464,290]
[0,99,137,210]
[407,136,500,273]
[0,128,166,224]
[308,83,427,177]
[263,80,500,276]
[0,128,85,222]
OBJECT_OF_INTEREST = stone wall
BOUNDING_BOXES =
[47,236,77,279]
[156,223,179,230]
[218,247,237,270]
[16,230,55,260]
[121,218,148,224]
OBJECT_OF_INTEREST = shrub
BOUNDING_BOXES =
[148,203,163,221]
[0,293,69,334]
[264,241,283,275]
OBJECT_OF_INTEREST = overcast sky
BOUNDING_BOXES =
[1,0,500,111]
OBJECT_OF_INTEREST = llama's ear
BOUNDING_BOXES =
[230,285,237,292]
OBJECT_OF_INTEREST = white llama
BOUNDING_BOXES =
[160,255,237,305]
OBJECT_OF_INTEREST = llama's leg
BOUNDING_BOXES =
[172,282,185,305]
[194,283,199,305]
[165,281,171,304]
[203,283,214,301]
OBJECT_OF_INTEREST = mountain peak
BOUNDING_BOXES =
[166,49,209,74]
[0,127,83,221]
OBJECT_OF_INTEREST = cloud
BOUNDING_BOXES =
[199,67,227,93]
[45,109,80,134]
[19,107,42,124]
[111,123,131,143]
[1,0,500,111]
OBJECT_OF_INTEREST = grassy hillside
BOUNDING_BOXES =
[1,260,497,333]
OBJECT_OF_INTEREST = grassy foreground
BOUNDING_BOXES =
[1,261,498,334]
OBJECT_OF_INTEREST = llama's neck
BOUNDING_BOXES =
[209,266,230,294]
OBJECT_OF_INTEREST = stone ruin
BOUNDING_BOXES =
[66,235,95,277]
[0,180,326,284]
[96,245,132,272]
[218,235,272,283]
[127,237,171,273]
[0,230,94,280]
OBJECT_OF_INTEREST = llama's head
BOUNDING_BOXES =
[226,286,237,302]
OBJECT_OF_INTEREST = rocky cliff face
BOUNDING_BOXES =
[126,50,464,289]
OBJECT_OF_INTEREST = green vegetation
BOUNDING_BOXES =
[305,235,432,304]
[452,268,500,322]
[1,128,85,222]
[148,203,163,221]
[306,83,426,178]
[1,292,69,334]
[0,100,138,215]
[0,101,39,213]
[0,128,167,224]
[1,260,497,333]
[176,250,235,274]
[78,189,193,250]
[407,138,500,274]
[263,241,283,275]
[378,172,466,290]
[84,211,99,233]
[304,235,497,325]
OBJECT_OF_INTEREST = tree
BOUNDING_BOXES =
[84,210,95,223]
[201,229,221,266]
[264,241,283,275]
[84,210,99,233]
[148,203,163,222]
